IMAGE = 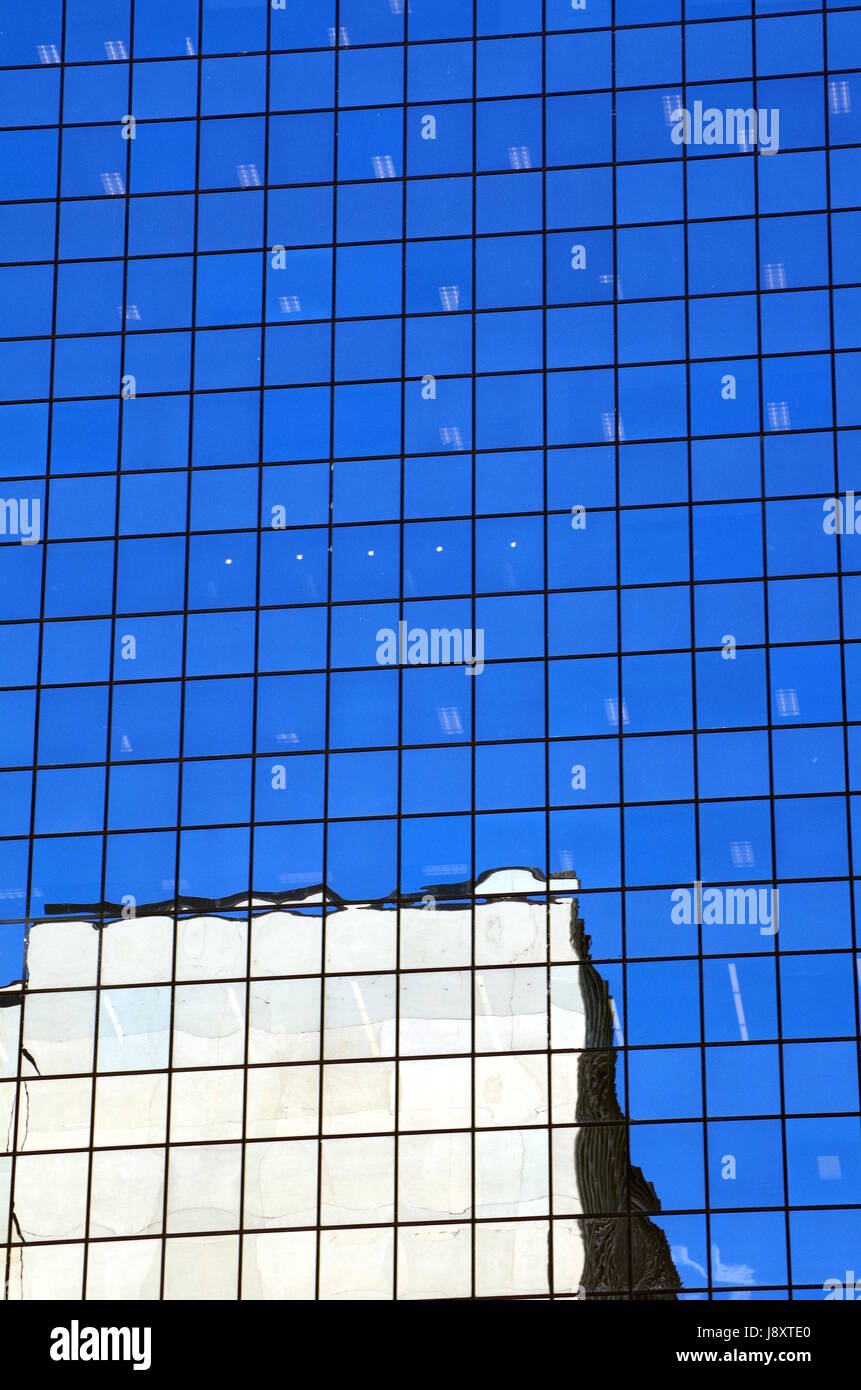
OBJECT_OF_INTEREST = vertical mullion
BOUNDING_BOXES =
[751,6,794,1299]
[469,0,478,1303]
[236,0,274,1304]
[315,0,341,1302]
[3,0,68,1304]
[393,0,409,1304]
[81,0,137,1301]
[609,0,633,1301]
[158,0,204,1302]
[822,0,861,1241]
[680,0,712,1305]
[540,0,555,1303]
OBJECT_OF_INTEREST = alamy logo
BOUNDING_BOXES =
[50,1321,151,1371]
[823,491,861,534]
[668,100,780,154]
[824,1271,861,1300]
[376,620,485,675]
[0,497,40,544]
[670,881,779,936]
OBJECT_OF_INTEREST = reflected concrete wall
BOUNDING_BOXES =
[1,869,678,1299]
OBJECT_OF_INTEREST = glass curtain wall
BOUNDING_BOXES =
[1,0,860,1300]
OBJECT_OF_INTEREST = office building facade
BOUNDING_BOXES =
[1,0,861,1299]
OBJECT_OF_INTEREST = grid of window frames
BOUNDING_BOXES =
[2,0,861,1300]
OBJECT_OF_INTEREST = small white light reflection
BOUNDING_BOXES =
[350,981,381,1058]
[775,688,800,717]
[226,987,243,1030]
[763,263,786,289]
[601,409,625,441]
[102,994,124,1043]
[609,996,624,1046]
[437,705,462,734]
[604,697,630,727]
[729,840,754,867]
[727,962,748,1041]
[476,974,504,1052]
[663,93,683,126]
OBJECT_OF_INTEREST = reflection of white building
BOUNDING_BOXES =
[0,870,677,1300]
